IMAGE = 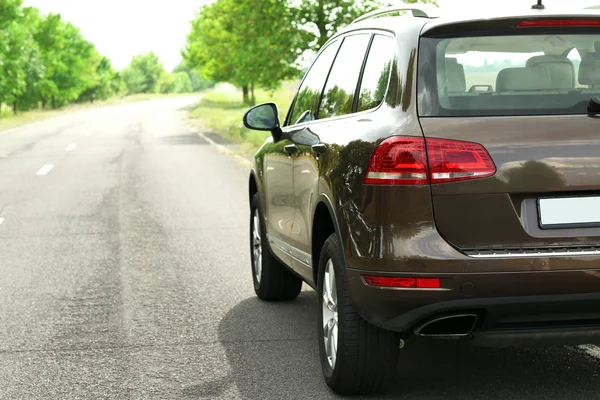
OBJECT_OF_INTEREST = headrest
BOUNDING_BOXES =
[579,52,600,86]
[496,67,552,92]
[445,58,466,92]
[526,55,574,88]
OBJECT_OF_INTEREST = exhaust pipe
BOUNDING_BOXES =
[414,313,478,338]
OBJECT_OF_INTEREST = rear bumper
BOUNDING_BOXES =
[347,267,600,346]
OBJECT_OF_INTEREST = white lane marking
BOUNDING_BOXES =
[0,218,4,226]
[36,164,54,176]
[195,130,252,168]
[66,143,77,152]
[579,345,600,359]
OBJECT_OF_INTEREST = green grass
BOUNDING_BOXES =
[0,92,199,133]
[188,83,297,150]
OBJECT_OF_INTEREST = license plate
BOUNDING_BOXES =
[539,196,600,228]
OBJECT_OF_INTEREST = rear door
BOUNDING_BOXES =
[418,17,600,251]
[288,33,373,272]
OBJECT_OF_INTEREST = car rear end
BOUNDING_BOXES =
[346,11,600,346]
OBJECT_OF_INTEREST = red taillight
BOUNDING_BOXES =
[427,138,496,184]
[416,278,442,289]
[517,19,600,28]
[363,137,428,185]
[364,137,496,185]
[362,275,441,289]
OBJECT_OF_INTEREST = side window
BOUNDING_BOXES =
[318,34,371,119]
[357,35,395,112]
[288,41,339,126]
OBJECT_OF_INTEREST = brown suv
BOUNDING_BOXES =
[243,5,600,395]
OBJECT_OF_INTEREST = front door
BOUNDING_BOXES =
[262,135,297,266]
[288,127,322,276]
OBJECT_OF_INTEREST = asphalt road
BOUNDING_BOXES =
[1,97,600,399]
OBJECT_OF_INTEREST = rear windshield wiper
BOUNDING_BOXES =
[588,96,600,115]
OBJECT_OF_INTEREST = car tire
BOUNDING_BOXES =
[317,233,400,395]
[250,193,302,301]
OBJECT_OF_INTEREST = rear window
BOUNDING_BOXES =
[418,33,600,117]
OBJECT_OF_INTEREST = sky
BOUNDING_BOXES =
[22,0,600,72]
[23,0,212,71]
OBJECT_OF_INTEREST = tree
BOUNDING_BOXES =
[297,0,437,50]
[173,62,214,92]
[77,56,119,103]
[0,2,118,114]
[0,0,23,27]
[184,0,435,105]
[0,4,46,114]
[16,7,45,112]
[34,14,100,108]
[120,52,166,95]
[162,72,193,94]
[183,0,304,105]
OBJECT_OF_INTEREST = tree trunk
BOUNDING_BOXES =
[250,83,256,107]
[242,85,249,105]
[41,98,46,109]
[12,100,17,115]
[316,0,328,50]
[51,96,57,110]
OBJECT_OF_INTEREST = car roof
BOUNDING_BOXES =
[339,4,600,36]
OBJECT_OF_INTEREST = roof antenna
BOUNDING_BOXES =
[532,0,545,10]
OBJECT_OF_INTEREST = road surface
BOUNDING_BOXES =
[0,97,599,399]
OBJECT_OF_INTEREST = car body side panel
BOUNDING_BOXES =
[318,24,429,270]
[252,138,295,267]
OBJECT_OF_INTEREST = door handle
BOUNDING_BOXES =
[284,144,298,156]
[311,143,327,155]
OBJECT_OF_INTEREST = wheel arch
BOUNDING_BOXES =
[311,194,346,286]
[249,171,259,204]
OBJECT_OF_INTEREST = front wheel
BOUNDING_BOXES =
[250,193,302,301]
[317,234,400,395]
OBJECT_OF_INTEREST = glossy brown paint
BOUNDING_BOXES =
[248,12,600,342]
[346,267,600,334]
[255,139,296,268]
[421,116,600,249]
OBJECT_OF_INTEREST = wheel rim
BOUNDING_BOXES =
[322,259,338,369]
[252,210,262,283]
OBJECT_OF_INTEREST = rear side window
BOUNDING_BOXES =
[418,33,600,116]
[318,34,371,119]
[358,35,395,112]
[288,41,339,126]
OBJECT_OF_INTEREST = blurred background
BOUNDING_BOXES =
[1,0,598,150]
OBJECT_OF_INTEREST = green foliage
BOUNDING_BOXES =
[183,0,304,104]
[120,52,166,95]
[173,62,215,92]
[183,0,435,106]
[0,8,31,111]
[77,56,119,103]
[299,0,437,49]
[188,84,296,148]
[164,72,193,94]
[0,2,121,115]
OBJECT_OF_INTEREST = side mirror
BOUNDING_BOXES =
[243,102,280,131]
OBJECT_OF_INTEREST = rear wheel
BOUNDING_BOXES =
[250,193,302,301]
[317,234,400,395]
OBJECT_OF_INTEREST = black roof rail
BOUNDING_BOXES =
[351,6,433,24]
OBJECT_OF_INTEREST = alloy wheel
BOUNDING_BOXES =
[322,259,338,369]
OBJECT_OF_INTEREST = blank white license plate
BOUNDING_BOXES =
[539,196,600,228]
